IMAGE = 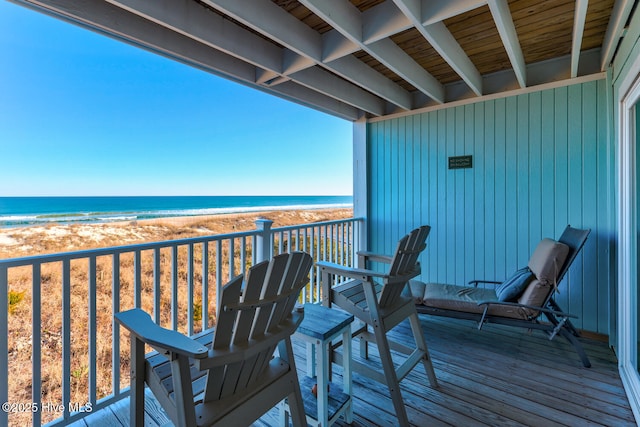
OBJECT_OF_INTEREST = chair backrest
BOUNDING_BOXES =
[203,251,313,402]
[388,225,431,277]
[517,226,590,317]
[380,226,431,308]
[557,225,591,285]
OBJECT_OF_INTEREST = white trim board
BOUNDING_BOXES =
[369,72,606,123]
[617,48,640,425]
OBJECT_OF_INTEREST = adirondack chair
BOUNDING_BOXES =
[318,225,438,427]
[411,225,591,367]
[115,251,313,427]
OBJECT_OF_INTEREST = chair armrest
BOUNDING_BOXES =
[476,301,578,319]
[115,308,209,359]
[468,279,502,287]
[316,261,388,279]
[357,251,393,264]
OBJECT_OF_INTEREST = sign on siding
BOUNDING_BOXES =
[448,155,473,169]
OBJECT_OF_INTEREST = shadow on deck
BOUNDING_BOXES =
[76,314,635,426]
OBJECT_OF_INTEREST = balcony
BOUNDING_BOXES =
[0,217,633,426]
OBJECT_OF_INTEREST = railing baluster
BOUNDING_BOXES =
[111,254,120,398]
[202,242,209,331]
[240,237,247,275]
[0,266,8,427]
[133,250,141,308]
[88,256,97,407]
[62,260,71,421]
[216,240,222,317]
[32,263,41,427]
[228,239,235,280]
[153,248,161,324]
[171,245,178,331]
[188,244,194,336]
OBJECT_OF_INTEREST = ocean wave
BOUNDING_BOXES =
[0,202,352,228]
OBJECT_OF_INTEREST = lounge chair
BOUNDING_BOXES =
[318,225,438,427]
[115,251,313,427]
[410,225,591,367]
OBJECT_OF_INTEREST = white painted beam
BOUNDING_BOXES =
[329,55,413,109]
[601,0,635,70]
[291,67,386,116]
[362,0,412,44]
[201,0,323,62]
[16,0,362,120]
[488,0,526,88]
[421,0,487,25]
[105,0,282,72]
[571,0,589,78]
[322,29,360,62]
[204,0,413,110]
[393,0,483,96]
[107,0,391,115]
[300,0,445,103]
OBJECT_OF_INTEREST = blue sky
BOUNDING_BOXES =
[0,1,353,196]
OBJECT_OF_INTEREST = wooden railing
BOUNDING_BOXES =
[0,217,363,426]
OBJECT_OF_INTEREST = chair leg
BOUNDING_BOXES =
[287,386,306,427]
[409,313,438,387]
[130,337,146,427]
[373,324,410,426]
[279,338,307,427]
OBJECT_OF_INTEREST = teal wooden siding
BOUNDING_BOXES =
[367,79,612,334]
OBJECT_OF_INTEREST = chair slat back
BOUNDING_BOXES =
[203,252,312,403]
[379,226,431,308]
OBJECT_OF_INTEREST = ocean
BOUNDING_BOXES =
[0,196,353,228]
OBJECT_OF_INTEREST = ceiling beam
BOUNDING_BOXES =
[421,0,487,25]
[571,0,589,78]
[300,0,445,103]
[107,0,389,115]
[15,0,362,120]
[488,0,526,88]
[202,0,413,111]
[601,0,635,70]
[362,0,412,44]
[393,0,483,96]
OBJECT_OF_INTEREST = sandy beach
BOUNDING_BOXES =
[0,207,354,258]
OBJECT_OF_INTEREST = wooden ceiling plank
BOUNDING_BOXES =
[488,0,526,87]
[300,0,445,103]
[572,0,589,77]
[393,0,483,96]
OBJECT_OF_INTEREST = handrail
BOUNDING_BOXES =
[0,216,364,426]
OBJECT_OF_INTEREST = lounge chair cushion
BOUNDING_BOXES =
[416,281,534,319]
[495,267,534,302]
[527,238,569,284]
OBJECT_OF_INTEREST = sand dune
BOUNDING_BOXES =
[0,208,354,258]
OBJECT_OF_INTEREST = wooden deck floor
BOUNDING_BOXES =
[76,314,636,426]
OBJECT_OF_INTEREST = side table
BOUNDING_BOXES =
[284,303,354,426]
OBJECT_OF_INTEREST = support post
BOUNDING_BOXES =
[255,218,274,263]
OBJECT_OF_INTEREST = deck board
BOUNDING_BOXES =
[84,314,635,426]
